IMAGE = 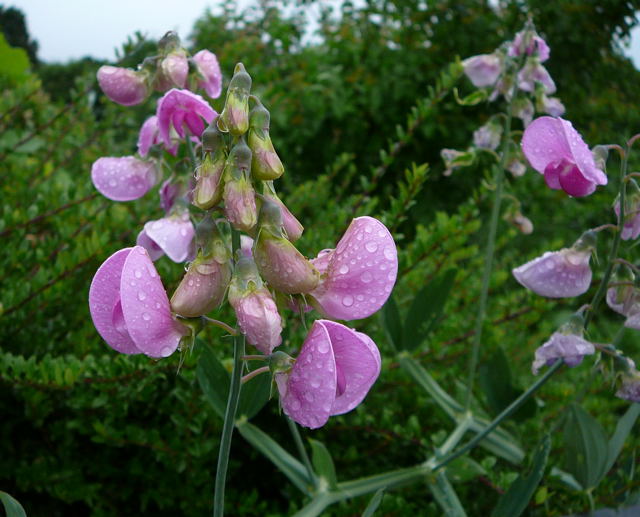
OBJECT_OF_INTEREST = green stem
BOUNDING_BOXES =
[436,360,562,470]
[464,107,514,410]
[186,134,198,169]
[585,146,629,328]
[213,228,245,517]
[287,418,316,487]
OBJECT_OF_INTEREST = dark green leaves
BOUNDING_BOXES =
[383,269,457,351]
[196,344,269,420]
[492,435,550,517]
[309,439,338,489]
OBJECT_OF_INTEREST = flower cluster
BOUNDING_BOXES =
[89,38,398,429]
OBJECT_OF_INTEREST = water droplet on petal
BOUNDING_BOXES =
[290,399,301,410]
[137,291,146,301]
[160,346,173,357]
[142,312,151,321]
[134,270,142,279]
[365,241,378,253]
[361,271,372,283]
[339,264,349,275]
[342,295,354,307]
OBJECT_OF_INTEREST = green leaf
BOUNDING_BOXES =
[468,417,525,465]
[563,403,609,489]
[309,439,338,490]
[453,87,488,106]
[491,435,550,517]
[605,403,640,474]
[0,491,27,517]
[380,295,402,350]
[429,471,467,517]
[0,34,30,84]
[196,345,230,419]
[447,456,487,483]
[237,421,312,494]
[361,488,385,517]
[401,269,457,351]
[197,344,269,420]
[478,348,536,421]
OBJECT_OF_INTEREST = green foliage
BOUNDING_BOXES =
[0,33,31,85]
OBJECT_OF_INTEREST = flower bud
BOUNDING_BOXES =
[614,180,640,241]
[194,152,226,210]
[254,200,319,294]
[462,53,502,88]
[223,139,257,231]
[263,184,304,242]
[532,315,595,374]
[192,49,222,99]
[228,256,282,354]
[248,99,284,181]
[218,63,252,136]
[97,65,150,106]
[473,119,502,150]
[616,366,640,403]
[170,250,231,318]
[158,49,189,89]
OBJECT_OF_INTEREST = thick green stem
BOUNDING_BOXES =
[464,106,515,410]
[287,418,316,487]
[213,228,245,517]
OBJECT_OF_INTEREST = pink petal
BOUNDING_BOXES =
[143,212,195,263]
[88,247,140,354]
[97,65,148,106]
[512,248,592,298]
[522,117,571,174]
[120,246,187,357]
[320,320,381,415]
[136,230,164,261]
[232,288,282,354]
[279,321,337,429]
[193,50,222,99]
[137,116,159,157]
[559,118,607,186]
[310,217,398,320]
[91,157,157,201]
[157,89,216,147]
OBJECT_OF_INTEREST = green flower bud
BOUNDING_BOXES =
[248,99,284,181]
[218,63,252,136]
[222,139,257,232]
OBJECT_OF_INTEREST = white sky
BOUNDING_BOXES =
[7,0,640,68]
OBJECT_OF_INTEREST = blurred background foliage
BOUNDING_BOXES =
[2,0,640,515]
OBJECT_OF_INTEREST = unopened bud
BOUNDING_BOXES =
[218,63,252,136]
[222,139,257,231]
[248,100,284,180]
[159,49,189,89]
[263,185,304,242]
[194,152,225,210]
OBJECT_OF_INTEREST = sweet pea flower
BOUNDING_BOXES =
[91,156,158,201]
[508,30,550,62]
[616,365,640,403]
[522,116,607,197]
[137,210,195,263]
[614,182,640,240]
[228,255,282,355]
[89,246,188,357]
[473,120,502,150]
[538,95,565,117]
[512,232,595,298]
[606,268,640,330]
[193,50,223,99]
[309,216,397,320]
[263,187,304,242]
[157,89,216,148]
[159,50,188,89]
[517,60,556,94]
[532,329,595,374]
[275,320,381,429]
[462,53,502,88]
[97,65,149,106]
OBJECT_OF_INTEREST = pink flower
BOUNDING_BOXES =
[228,256,282,354]
[263,190,304,242]
[193,50,222,99]
[508,30,550,62]
[517,60,556,94]
[137,210,195,263]
[157,89,216,148]
[462,54,502,88]
[309,217,398,320]
[89,246,188,357]
[97,65,149,106]
[160,50,188,89]
[512,246,592,298]
[91,156,158,201]
[276,320,381,429]
[522,116,607,197]
[532,330,595,375]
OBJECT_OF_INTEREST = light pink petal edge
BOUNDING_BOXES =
[91,157,157,201]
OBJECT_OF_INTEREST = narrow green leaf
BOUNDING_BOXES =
[563,404,609,489]
[237,421,311,494]
[197,344,270,420]
[380,295,402,350]
[469,417,524,465]
[446,456,487,483]
[479,348,536,421]
[309,439,338,489]
[491,435,550,517]
[605,403,640,474]
[196,345,229,419]
[429,471,467,517]
[402,269,456,351]
[453,87,488,106]
[361,488,385,517]
[0,491,27,517]
[398,355,462,419]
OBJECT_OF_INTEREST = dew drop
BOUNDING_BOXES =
[137,291,146,301]
[290,399,301,410]
[108,179,117,187]
[339,264,349,275]
[361,271,373,283]
[383,246,395,260]
[134,270,142,279]
[146,263,157,277]
[311,378,321,388]
[179,227,188,236]
[317,340,329,353]
[365,241,378,253]
[160,346,173,357]
[342,295,354,307]
[142,312,151,321]
[304,392,315,402]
